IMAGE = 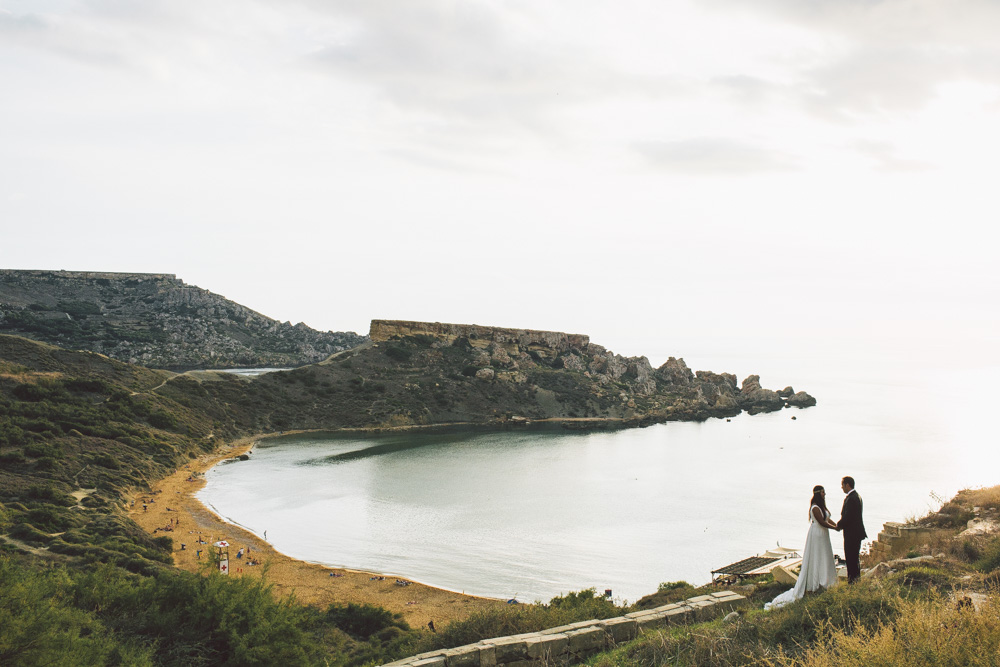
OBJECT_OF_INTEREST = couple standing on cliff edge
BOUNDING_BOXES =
[765,476,866,610]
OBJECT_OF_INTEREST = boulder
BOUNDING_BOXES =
[475,367,495,381]
[740,387,784,413]
[624,357,655,394]
[590,353,627,380]
[786,391,816,407]
[696,371,738,392]
[655,357,694,386]
[696,382,721,403]
[778,386,794,398]
[740,375,762,395]
[714,393,739,410]
[561,353,586,372]
[489,344,513,368]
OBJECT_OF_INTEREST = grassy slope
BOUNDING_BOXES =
[0,335,653,665]
[586,487,1000,667]
[0,336,410,665]
[0,330,836,666]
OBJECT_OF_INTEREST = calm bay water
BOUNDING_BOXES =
[198,346,1000,604]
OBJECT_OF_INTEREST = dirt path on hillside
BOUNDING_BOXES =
[128,436,502,629]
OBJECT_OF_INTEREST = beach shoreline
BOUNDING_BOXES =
[128,433,503,628]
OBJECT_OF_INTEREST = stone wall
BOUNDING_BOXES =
[370,320,590,354]
[0,269,177,282]
[381,591,747,667]
[867,522,955,561]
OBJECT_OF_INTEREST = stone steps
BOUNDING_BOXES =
[868,521,955,560]
[381,591,748,667]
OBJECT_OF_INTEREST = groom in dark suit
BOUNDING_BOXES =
[836,476,867,583]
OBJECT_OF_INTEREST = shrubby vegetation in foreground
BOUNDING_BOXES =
[0,552,639,666]
[588,486,1000,667]
[3,333,1000,665]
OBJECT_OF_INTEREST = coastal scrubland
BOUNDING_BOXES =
[585,485,1000,667]
[5,323,996,666]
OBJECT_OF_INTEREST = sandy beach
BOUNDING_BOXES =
[128,435,503,629]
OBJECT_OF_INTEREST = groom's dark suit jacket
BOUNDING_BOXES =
[837,490,867,543]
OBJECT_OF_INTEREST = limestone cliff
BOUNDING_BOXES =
[369,320,590,353]
[0,270,365,369]
[163,319,815,434]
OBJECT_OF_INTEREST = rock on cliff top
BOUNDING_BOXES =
[0,270,366,369]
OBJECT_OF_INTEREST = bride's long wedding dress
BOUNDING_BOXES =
[765,505,839,610]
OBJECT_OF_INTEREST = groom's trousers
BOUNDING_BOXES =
[845,538,862,583]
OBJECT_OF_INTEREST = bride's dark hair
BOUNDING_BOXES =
[811,485,828,514]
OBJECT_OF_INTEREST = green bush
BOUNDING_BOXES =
[91,452,120,469]
[926,502,976,529]
[767,580,903,648]
[385,345,413,362]
[23,442,62,459]
[962,540,981,562]
[658,580,692,591]
[23,485,74,506]
[64,378,110,394]
[325,602,409,640]
[26,505,77,532]
[13,383,50,402]
[147,410,180,431]
[70,565,324,665]
[34,456,59,471]
[0,450,25,465]
[9,523,52,544]
[0,423,26,448]
[426,589,629,651]
[890,566,952,589]
[0,556,154,666]
[47,539,90,557]
[975,536,1000,573]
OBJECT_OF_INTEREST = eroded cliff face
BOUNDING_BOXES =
[267,319,817,430]
[369,320,590,352]
[0,270,366,369]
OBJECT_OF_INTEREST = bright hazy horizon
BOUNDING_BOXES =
[2,0,998,372]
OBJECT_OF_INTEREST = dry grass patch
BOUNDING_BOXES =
[767,596,1000,666]
[955,485,1000,512]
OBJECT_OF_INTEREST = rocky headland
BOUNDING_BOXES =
[153,319,815,435]
[0,270,366,369]
[0,311,816,665]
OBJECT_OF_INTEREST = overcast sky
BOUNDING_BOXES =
[2,0,998,371]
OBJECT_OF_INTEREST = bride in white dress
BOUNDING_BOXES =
[765,485,840,610]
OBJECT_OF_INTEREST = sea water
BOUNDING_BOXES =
[198,343,1000,604]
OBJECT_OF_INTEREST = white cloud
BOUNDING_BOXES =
[707,0,1000,118]
[853,140,931,172]
[1,0,998,357]
[634,138,798,174]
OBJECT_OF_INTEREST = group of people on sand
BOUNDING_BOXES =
[153,516,181,533]
[235,546,261,566]
[765,476,866,610]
